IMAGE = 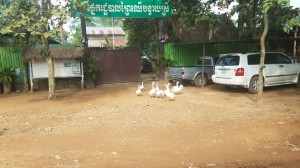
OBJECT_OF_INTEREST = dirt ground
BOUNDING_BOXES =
[0,78,300,168]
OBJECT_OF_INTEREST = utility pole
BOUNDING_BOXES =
[112,17,115,50]
[81,16,87,47]
[158,18,164,79]
[159,19,164,54]
[294,26,298,59]
[80,15,88,89]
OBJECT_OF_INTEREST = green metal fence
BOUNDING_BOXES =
[164,40,267,66]
[0,47,24,86]
[0,47,23,69]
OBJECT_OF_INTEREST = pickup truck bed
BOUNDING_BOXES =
[168,56,218,87]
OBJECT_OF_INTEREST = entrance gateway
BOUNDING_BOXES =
[71,0,172,50]
[71,0,172,84]
[71,0,172,18]
[71,0,172,46]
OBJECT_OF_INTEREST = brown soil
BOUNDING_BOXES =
[1,80,300,168]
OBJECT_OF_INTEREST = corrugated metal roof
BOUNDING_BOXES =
[111,39,127,46]
[88,40,107,48]
[88,39,127,48]
[86,27,126,36]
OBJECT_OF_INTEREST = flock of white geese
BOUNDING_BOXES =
[135,81,183,101]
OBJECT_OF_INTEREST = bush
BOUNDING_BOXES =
[0,67,16,94]
[82,56,101,80]
[0,67,16,84]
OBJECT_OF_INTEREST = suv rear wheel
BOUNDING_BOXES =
[248,76,259,94]
[194,74,208,87]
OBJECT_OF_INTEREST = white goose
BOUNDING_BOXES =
[164,83,171,95]
[174,85,183,95]
[148,82,156,97]
[156,89,164,98]
[155,82,160,92]
[136,85,142,96]
[166,92,175,101]
[139,82,145,91]
[164,83,175,101]
[172,81,179,92]
[154,82,164,98]
[172,81,183,95]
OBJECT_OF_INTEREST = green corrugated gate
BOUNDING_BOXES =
[0,47,24,85]
[164,41,263,66]
[0,47,23,69]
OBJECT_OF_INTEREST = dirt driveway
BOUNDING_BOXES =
[0,81,300,168]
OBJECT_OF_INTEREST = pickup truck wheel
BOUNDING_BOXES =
[248,76,259,94]
[194,74,208,87]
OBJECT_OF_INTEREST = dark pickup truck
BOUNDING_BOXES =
[167,56,219,87]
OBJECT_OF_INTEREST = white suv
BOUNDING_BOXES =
[212,52,300,93]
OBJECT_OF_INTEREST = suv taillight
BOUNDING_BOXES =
[181,68,184,76]
[235,68,244,76]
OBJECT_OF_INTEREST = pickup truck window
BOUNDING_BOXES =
[216,56,240,66]
[196,58,212,66]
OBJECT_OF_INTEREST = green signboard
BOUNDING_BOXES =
[73,0,172,18]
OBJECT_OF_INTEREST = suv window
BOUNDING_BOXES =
[265,53,292,64]
[216,56,239,66]
[275,53,291,64]
[247,54,260,65]
[248,53,292,65]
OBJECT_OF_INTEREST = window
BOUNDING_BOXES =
[197,58,212,66]
[266,53,292,64]
[247,54,260,65]
[216,56,239,66]
[265,54,274,64]
[274,53,292,64]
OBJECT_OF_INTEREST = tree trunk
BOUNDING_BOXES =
[3,82,12,94]
[23,30,31,93]
[42,36,56,99]
[23,60,29,93]
[46,57,56,99]
[257,12,269,102]
[40,0,55,99]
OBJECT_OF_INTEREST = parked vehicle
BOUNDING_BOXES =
[212,52,300,93]
[141,57,153,73]
[168,56,219,87]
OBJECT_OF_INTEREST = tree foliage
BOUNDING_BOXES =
[0,0,68,99]
[0,1,37,46]
[268,4,299,36]
[122,0,227,53]
[171,0,223,31]
[230,0,300,39]
[123,18,159,52]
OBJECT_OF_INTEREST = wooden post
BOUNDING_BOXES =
[81,61,84,89]
[29,60,34,93]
